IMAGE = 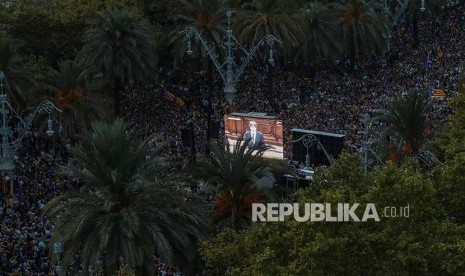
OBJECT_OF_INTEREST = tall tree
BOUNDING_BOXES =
[189,139,285,230]
[338,0,390,61]
[45,59,109,137]
[234,0,302,59]
[79,9,158,116]
[290,1,342,66]
[200,154,465,275]
[435,90,465,223]
[377,92,431,156]
[0,36,34,106]
[170,0,228,148]
[44,121,209,275]
[170,0,228,62]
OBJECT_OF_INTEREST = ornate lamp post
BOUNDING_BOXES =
[420,0,426,12]
[383,0,427,26]
[53,242,63,275]
[181,10,282,103]
[0,71,62,177]
[292,134,333,170]
[361,114,384,173]
[415,150,443,173]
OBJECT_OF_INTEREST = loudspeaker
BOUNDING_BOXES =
[181,127,194,147]
[210,120,220,139]
[291,129,345,167]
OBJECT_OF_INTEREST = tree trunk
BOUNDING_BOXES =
[206,62,214,154]
[104,261,117,276]
[231,201,238,230]
[308,64,316,84]
[113,79,123,117]
[135,263,154,276]
[103,251,119,276]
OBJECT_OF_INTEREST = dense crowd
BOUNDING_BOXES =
[0,134,183,274]
[0,133,72,275]
[123,8,465,162]
[0,5,464,276]
[229,9,463,154]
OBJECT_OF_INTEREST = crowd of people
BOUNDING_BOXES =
[0,4,464,276]
[122,8,465,163]
[232,11,463,154]
[0,134,182,274]
[0,133,74,275]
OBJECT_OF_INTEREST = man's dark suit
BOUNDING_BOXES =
[244,131,265,150]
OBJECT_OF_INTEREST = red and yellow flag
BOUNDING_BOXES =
[431,89,446,98]
[165,91,175,101]
[175,96,185,107]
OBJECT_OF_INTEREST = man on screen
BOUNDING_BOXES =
[244,121,265,150]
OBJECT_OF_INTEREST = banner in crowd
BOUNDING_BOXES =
[430,89,446,98]
[164,89,185,108]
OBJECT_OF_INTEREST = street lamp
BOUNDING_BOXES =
[361,114,384,173]
[0,71,62,178]
[292,134,333,170]
[420,0,426,12]
[383,0,427,26]
[53,242,63,275]
[181,10,282,103]
[415,150,443,173]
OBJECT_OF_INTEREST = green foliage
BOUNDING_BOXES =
[0,35,34,106]
[45,59,109,137]
[47,59,102,93]
[0,0,399,75]
[0,0,146,64]
[23,55,50,80]
[79,8,158,85]
[44,121,210,275]
[377,92,431,156]
[234,0,303,58]
[434,91,465,223]
[437,91,465,160]
[169,0,228,63]
[138,0,183,26]
[0,0,90,62]
[188,139,287,230]
[338,0,391,60]
[79,8,158,115]
[290,1,342,66]
[200,154,465,275]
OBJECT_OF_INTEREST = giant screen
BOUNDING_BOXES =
[224,113,284,159]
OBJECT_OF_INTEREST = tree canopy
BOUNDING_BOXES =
[200,153,465,275]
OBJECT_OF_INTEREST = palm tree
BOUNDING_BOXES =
[234,0,302,59]
[0,36,34,106]
[171,0,228,149]
[337,0,390,62]
[290,1,342,66]
[170,0,228,63]
[377,93,431,158]
[189,139,285,230]
[46,59,109,137]
[79,9,158,116]
[44,121,209,275]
